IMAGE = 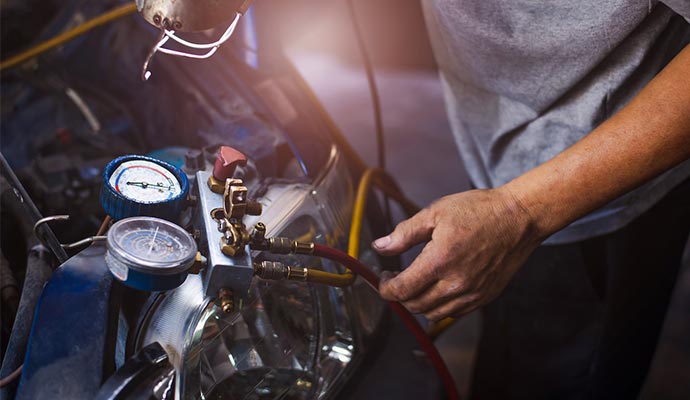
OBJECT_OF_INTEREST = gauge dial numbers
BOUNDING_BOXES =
[108,160,182,203]
[101,155,189,221]
[106,217,197,291]
[115,227,187,265]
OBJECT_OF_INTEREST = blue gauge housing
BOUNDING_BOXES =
[106,253,190,292]
[105,217,197,292]
[101,155,189,221]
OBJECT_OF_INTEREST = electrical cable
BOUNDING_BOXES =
[345,0,385,171]
[0,3,137,71]
[0,365,22,388]
[345,0,394,224]
[311,244,460,400]
[1,0,458,390]
[96,215,112,236]
[286,59,371,178]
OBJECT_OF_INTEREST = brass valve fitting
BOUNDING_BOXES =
[253,260,353,287]
[218,288,234,313]
[248,223,314,255]
[253,260,308,282]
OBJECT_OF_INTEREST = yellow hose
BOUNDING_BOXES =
[0,3,137,71]
[427,316,456,339]
[2,3,458,337]
[348,168,377,258]
[348,168,421,258]
[306,269,354,287]
[288,54,456,338]
[302,168,421,288]
[347,168,455,339]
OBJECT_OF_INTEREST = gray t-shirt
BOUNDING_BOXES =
[422,0,690,244]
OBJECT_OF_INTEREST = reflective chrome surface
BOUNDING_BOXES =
[136,0,249,32]
[138,148,387,398]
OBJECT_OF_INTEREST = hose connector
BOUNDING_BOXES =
[287,265,308,281]
[264,238,314,254]
[254,260,308,282]
[254,260,288,280]
[249,223,315,255]
[291,241,315,255]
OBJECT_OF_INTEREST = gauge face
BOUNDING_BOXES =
[108,160,182,204]
[117,226,187,264]
[108,217,196,273]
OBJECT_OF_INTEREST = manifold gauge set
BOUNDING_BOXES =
[98,149,259,301]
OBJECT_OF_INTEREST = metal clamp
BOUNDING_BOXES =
[33,215,106,251]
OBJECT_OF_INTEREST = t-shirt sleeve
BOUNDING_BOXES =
[662,0,690,21]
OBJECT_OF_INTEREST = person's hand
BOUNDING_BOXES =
[373,187,544,321]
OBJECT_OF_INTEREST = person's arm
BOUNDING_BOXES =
[374,44,690,321]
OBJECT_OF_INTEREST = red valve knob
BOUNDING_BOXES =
[213,146,247,181]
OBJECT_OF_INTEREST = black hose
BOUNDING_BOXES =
[345,0,393,225]
[345,0,385,171]
[1,252,21,333]
[0,246,53,397]
[0,153,68,263]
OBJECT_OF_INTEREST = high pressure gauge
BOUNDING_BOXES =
[106,217,197,291]
[101,155,189,221]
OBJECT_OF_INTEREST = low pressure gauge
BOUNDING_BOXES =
[101,155,189,221]
[106,217,197,291]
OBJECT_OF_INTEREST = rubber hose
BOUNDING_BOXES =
[0,246,53,397]
[0,177,38,248]
[0,252,20,317]
[311,244,460,400]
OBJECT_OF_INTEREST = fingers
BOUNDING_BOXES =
[379,242,441,302]
[372,207,435,256]
[401,279,469,314]
[422,293,483,322]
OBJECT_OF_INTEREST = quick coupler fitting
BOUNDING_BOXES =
[267,237,315,255]
[249,223,315,255]
[253,260,308,282]
[250,237,315,255]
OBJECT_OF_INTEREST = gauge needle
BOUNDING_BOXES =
[127,181,172,190]
[147,226,159,256]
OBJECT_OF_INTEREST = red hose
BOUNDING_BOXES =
[312,244,460,400]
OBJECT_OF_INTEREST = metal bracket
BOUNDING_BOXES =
[195,171,254,301]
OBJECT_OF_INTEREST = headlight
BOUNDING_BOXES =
[137,145,387,399]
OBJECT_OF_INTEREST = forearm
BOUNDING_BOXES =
[504,44,690,240]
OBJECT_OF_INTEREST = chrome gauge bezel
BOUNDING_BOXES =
[107,216,197,275]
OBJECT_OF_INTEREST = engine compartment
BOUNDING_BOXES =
[0,2,449,399]
[0,2,375,398]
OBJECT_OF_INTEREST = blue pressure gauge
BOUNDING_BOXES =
[101,155,189,221]
[106,217,197,291]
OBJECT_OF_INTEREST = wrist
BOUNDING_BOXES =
[495,183,553,244]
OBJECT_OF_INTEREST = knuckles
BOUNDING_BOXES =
[379,281,402,301]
